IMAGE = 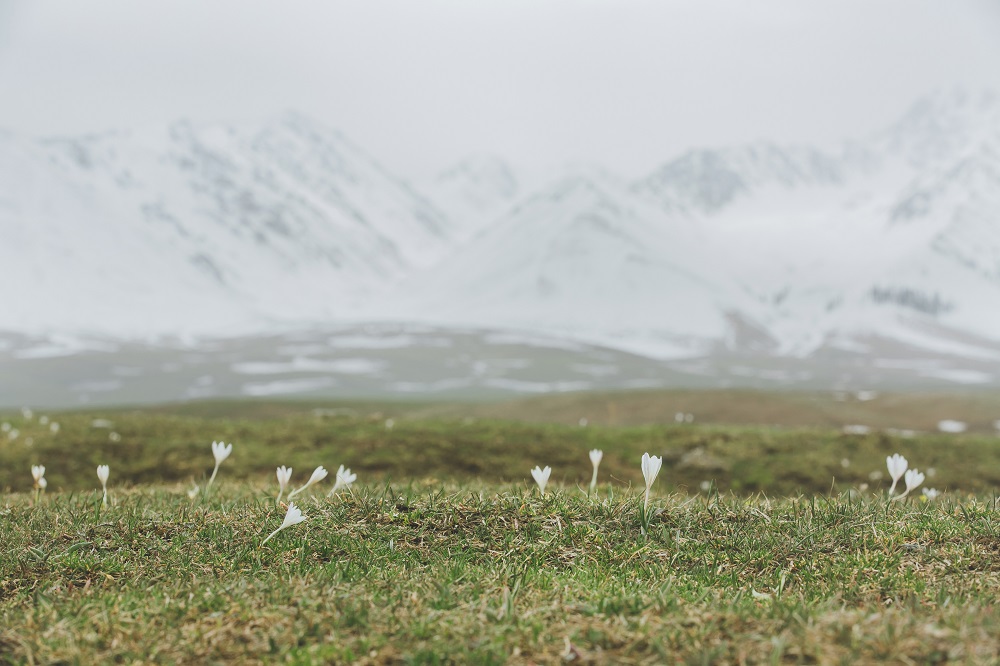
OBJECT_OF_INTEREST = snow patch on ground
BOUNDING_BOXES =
[919,368,993,384]
[937,419,968,433]
[232,357,383,375]
[241,377,337,397]
[482,378,593,393]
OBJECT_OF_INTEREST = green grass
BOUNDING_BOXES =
[4,484,1000,664]
[2,403,1000,495]
[3,397,1000,663]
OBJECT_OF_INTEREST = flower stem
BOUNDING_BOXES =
[206,462,220,493]
[260,526,283,546]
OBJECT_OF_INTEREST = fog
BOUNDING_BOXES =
[0,0,998,178]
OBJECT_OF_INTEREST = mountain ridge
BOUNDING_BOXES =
[2,91,999,366]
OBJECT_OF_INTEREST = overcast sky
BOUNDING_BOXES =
[0,0,998,180]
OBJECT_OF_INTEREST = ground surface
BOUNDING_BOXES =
[4,484,1000,664]
[2,393,1000,663]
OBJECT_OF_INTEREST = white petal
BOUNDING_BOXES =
[642,453,662,487]
[281,503,307,528]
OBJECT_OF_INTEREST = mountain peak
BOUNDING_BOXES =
[878,88,1000,166]
[632,142,845,216]
[437,154,518,197]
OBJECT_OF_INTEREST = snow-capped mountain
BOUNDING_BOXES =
[2,90,999,370]
[0,112,452,336]
[633,142,846,216]
[382,173,755,357]
[423,154,521,241]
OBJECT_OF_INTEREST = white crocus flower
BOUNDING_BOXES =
[922,488,941,501]
[641,452,663,511]
[50,422,60,434]
[639,452,663,536]
[97,465,110,507]
[328,465,357,496]
[886,454,908,495]
[904,469,925,495]
[206,441,233,491]
[893,468,926,501]
[187,483,200,500]
[31,466,47,500]
[261,502,307,546]
[589,449,603,495]
[531,465,552,496]
[287,466,328,499]
[276,466,293,503]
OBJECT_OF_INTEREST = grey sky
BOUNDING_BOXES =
[0,0,998,180]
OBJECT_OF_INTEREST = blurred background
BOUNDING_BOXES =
[2,0,1000,413]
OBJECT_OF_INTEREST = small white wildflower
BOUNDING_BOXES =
[276,466,293,503]
[892,468,926,501]
[97,465,110,507]
[640,452,664,536]
[588,449,603,495]
[328,465,357,496]
[260,502,307,546]
[531,465,551,496]
[641,452,663,511]
[886,454,908,495]
[205,441,233,491]
[287,466,328,499]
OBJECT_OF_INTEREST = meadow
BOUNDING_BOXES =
[3,392,1000,664]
